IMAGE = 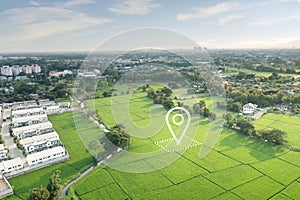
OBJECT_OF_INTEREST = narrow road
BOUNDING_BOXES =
[1,109,26,161]
[59,150,119,199]
[59,97,117,199]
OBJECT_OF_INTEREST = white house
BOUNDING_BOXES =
[26,146,67,166]
[12,107,45,118]
[12,101,39,111]
[38,100,60,113]
[12,114,48,128]
[0,144,8,161]
[20,132,60,154]
[58,102,70,109]
[13,121,54,140]
[243,103,258,114]
[46,105,60,113]
[0,158,23,174]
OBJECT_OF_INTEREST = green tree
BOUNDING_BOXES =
[47,170,62,200]
[27,187,50,200]
[101,125,131,152]
[161,87,172,97]
[258,129,287,145]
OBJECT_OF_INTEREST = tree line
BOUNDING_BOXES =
[224,114,287,145]
[225,86,300,112]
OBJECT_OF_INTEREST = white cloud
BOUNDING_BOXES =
[218,14,244,25]
[55,0,95,8]
[251,14,300,25]
[177,1,239,21]
[109,0,160,15]
[1,6,112,42]
[29,0,40,6]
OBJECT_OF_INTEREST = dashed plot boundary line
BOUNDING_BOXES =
[153,136,202,153]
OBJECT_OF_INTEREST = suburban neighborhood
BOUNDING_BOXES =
[0,100,70,198]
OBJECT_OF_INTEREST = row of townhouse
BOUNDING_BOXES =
[0,158,23,174]
[12,107,45,118]
[10,100,68,158]
[0,146,67,174]
[19,132,60,154]
[27,146,66,166]
[12,114,48,128]
[11,100,40,111]
[11,104,61,155]
[13,121,54,140]
[0,64,41,76]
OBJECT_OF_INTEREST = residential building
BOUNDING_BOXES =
[22,65,32,74]
[243,103,258,114]
[20,132,60,154]
[13,121,54,140]
[12,101,39,111]
[32,64,41,73]
[26,146,67,166]
[0,145,8,161]
[12,107,45,118]
[0,66,12,76]
[0,158,23,174]
[11,65,22,75]
[12,114,48,128]
[58,102,70,109]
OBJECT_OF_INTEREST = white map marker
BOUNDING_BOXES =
[166,107,191,144]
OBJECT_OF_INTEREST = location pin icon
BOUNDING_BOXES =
[166,107,191,144]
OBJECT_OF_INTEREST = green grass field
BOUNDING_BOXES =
[69,93,300,200]
[254,113,300,147]
[225,67,298,77]
[5,112,95,200]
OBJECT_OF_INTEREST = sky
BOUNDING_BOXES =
[1,0,300,52]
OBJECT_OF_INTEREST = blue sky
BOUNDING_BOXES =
[1,0,300,52]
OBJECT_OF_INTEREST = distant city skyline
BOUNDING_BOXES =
[1,0,300,52]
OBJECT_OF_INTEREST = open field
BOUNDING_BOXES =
[5,112,95,200]
[254,113,300,147]
[225,67,298,77]
[70,93,300,200]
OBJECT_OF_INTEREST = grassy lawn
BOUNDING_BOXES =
[225,67,298,77]
[70,93,300,200]
[6,112,95,200]
[254,113,300,147]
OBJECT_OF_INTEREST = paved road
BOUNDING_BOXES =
[59,151,119,199]
[1,109,26,162]
[59,98,116,199]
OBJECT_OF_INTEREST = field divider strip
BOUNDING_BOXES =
[104,168,131,199]
[267,175,300,199]
[227,175,264,193]
[143,160,176,185]
[209,191,243,200]
[215,149,244,165]
[272,156,300,168]
[78,182,115,196]
[248,164,285,186]
[180,154,212,173]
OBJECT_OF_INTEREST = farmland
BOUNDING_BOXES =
[6,90,300,199]
[254,113,300,147]
[69,92,300,199]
